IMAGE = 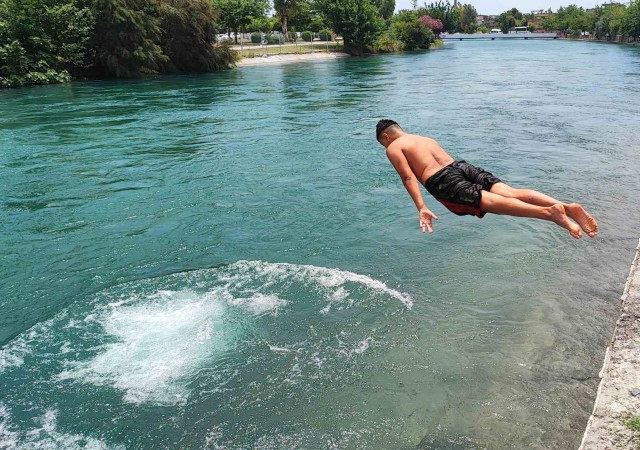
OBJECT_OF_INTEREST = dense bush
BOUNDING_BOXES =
[0,0,237,87]
[266,34,283,44]
[373,31,403,52]
[318,29,332,41]
[251,32,262,43]
[0,0,95,87]
[301,30,312,41]
[392,10,435,50]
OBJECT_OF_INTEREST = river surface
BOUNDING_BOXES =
[1,40,640,449]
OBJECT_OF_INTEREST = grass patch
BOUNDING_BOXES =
[627,415,640,432]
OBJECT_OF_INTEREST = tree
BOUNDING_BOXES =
[392,9,434,49]
[418,1,459,33]
[496,8,523,33]
[274,0,301,40]
[622,0,640,38]
[553,5,589,36]
[92,0,166,77]
[459,3,477,33]
[0,0,94,86]
[215,0,268,42]
[317,0,384,52]
[496,12,516,33]
[155,0,235,73]
[247,16,278,33]
[420,14,443,36]
[373,0,395,21]
[592,3,626,40]
[288,0,325,33]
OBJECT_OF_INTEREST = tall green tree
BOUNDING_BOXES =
[496,8,522,33]
[288,0,325,33]
[318,0,384,52]
[155,0,235,73]
[374,0,395,21]
[458,3,477,33]
[392,9,434,49]
[92,0,166,77]
[0,0,94,86]
[622,0,640,38]
[554,4,589,35]
[418,2,459,33]
[592,3,626,39]
[274,0,301,40]
[215,0,268,41]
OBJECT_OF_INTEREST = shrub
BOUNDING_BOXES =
[392,10,435,50]
[251,33,262,43]
[373,31,403,53]
[266,34,282,45]
[301,31,313,42]
[319,29,332,41]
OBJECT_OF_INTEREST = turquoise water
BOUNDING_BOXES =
[1,40,639,449]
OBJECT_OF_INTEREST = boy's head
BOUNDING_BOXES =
[376,119,402,147]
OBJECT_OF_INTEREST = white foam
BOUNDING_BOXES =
[337,337,374,357]
[0,404,18,450]
[229,261,413,309]
[0,407,122,450]
[3,260,410,410]
[0,351,23,373]
[0,318,55,374]
[59,289,233,405]
[228,293,287,317]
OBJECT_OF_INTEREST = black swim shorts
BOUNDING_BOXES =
[424,160,502,218]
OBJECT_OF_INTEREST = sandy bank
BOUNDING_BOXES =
[236,52,350,67]
[580,239,640,449]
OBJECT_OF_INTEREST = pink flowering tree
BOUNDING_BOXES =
[420,15,444,36]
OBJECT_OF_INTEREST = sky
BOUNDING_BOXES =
[395,0,602,15]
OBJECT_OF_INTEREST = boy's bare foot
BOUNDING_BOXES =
[549,204,582,239]
[565,203,599,238]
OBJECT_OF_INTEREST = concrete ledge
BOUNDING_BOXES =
[580,239,640,449]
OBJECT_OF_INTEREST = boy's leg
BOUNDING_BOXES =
[489,182,598,237]
[489,182,558,206]
[480,190,582,239]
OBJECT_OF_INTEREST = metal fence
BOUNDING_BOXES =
[229,33,344,59]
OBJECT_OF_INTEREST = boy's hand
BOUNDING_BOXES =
[419,207,438,233]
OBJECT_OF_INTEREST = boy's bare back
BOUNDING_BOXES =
[386,134,455,185]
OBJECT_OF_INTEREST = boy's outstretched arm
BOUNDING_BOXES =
[386,148,439,233]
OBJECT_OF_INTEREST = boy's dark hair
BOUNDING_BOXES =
[376,119,400,142]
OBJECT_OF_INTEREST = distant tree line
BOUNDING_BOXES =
[491,2,640,39]
[0,0,445,87]
[542,1,640,39]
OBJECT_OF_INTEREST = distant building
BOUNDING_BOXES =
[476,14,497,28]
[529,10,553,32]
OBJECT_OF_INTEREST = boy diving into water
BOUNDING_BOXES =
[377,119,599,239]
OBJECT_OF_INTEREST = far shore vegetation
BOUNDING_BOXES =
[2,0,640,88]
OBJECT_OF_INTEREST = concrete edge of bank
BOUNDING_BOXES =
[236,52,350,67]
[579,238,640,449]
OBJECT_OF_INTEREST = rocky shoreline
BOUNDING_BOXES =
[580,239,640,449]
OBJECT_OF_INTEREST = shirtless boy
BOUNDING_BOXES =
[376,119,598,239]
